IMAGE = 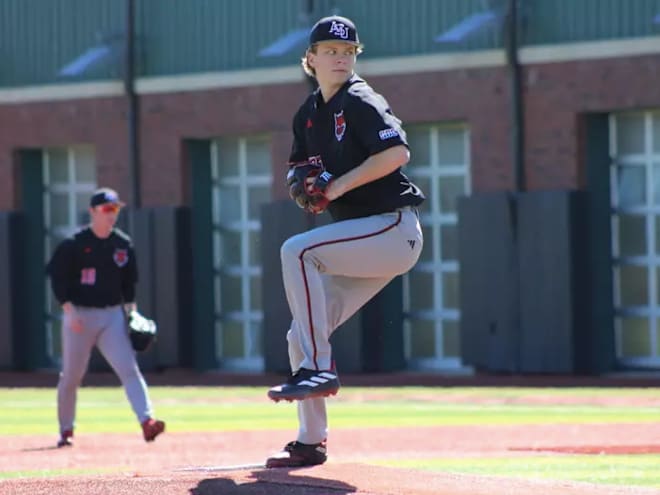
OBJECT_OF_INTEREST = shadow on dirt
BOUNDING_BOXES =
[191,469,357,495]
[20,445,60,452]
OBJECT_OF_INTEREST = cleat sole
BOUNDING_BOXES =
[268,388,340,402]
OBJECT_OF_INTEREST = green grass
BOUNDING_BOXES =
[2,386,659,487]
[1,386,658,435]
[0,467,126,479]
[375,455,660,488]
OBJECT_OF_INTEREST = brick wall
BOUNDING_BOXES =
[1,53,660,210]
[0,97,129,209]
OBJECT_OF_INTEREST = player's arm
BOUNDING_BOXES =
[124,302,137,314]
[286,106,322,209]
[287,106,310,166]
[61,302,76,314]
[46,239,75,308]
[326,145,409,200]
[47,240,84,331]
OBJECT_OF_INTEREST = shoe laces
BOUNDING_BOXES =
[283,441,298,452]
[285,368,307,384]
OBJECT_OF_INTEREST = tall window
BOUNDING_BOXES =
[403,124,471,370]
[210,135,272,371]
[610,111,660,368]
[43,145,97,365]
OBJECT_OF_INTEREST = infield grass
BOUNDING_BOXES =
[376,455,660,488]
[1,386,658,435]
[1,386,659,487]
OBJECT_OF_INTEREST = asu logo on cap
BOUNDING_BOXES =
[329,20,350,40]
[309,15,362,47]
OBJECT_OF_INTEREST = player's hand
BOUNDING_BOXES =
[63,302,83,333]
[306,170,335,214]
[287,162,322,210]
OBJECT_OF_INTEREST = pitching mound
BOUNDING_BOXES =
[4,462,659,495]
[3,422,660,494]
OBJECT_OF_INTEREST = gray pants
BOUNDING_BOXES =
[281,207,423,444]
[57,305,153,433]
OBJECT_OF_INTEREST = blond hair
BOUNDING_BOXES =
[301,43,363,78]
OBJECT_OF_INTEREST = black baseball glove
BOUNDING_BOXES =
[127,310,157,352]
[286,162,334,214]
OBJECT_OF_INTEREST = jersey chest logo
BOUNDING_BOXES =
[334,110,346,142]
[80,268,96,285]
[113,248,129,267]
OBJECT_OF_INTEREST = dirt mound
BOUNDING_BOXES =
[4,463,658,495]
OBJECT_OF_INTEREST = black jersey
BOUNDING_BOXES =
[47,227,138,308]
[289,74,425,221]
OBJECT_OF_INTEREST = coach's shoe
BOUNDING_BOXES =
[266,440,328,468]
[268,368,340,402]
[57,429,73,448]
[141,418,165,442]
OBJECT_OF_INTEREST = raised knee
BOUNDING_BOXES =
[281,235,304,265]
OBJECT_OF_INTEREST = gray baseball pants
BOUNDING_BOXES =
[280,207,423,444]
[57,305,153,433]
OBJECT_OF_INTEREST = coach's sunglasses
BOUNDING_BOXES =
[99,203,121,214]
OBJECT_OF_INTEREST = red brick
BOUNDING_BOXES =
[2,54,660,210]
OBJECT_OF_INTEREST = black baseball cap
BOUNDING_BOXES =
[90,187,125,207]
[309,15,362,47]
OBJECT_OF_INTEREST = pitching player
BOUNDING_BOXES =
[46,188,165,447]
[266,15,424,468]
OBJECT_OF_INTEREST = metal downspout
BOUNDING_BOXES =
[505,0,525,193]
[503,0,525,372]
[125,0,141,209]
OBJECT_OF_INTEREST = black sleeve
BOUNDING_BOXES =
[121,243,138,303]
[288,105,309,165]
[348,91,408,156]
[46,239,75,305]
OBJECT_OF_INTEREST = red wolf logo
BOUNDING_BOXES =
[334,111,346,142]
[113,249,129,267]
